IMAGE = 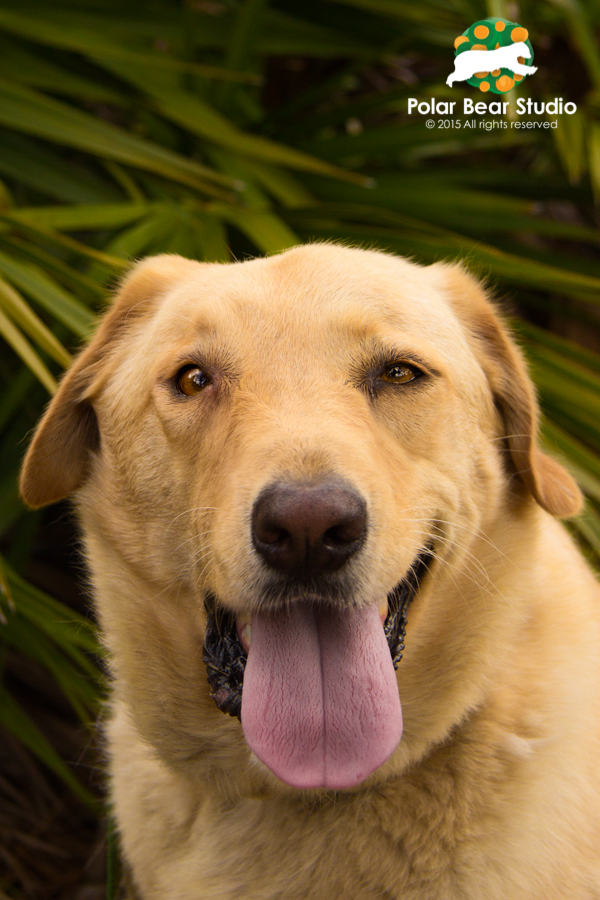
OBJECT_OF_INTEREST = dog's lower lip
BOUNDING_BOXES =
[203,546,433,720]
[379,597,388,622]
[236,613,252,650]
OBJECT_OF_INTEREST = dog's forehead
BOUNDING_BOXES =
[147,246,470,363]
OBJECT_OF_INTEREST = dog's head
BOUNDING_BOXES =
[20,244,580,794]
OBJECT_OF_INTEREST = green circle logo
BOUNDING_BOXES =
[450,18,535,94]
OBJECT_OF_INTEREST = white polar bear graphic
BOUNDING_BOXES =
[447,42,536,87]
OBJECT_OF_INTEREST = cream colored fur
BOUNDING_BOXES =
[20,244,600,899]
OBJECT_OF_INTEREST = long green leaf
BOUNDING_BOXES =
[0,250,96,337]
[0,8,262,83]
[103,209,186,259]
[547,0,600,90]
[92,56,373,186]
[4,5,380,59]
[0,233,107,302]
[526,345,600,399]
[0,307,57,392]
[0,276,71,367]
[0,684,97,807]
[8,202,152,232]
[542,419,600,484]
[516,320,600,377]
[0,132,122,203]
[1,217,129,270]
[192,212,230,263]
[0,36,125,102]
[0,78,240,198]
[216,0,268,111]
[6,565,99,655]
[207,202,298,253]
[573,505,600,557]
[6,614,100,717]
[0,553,14,624]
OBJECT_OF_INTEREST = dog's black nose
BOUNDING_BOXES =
[251,481,367,578]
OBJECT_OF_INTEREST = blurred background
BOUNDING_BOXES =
[0,0,599,896]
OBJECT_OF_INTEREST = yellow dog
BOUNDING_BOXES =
[21,245,600,899]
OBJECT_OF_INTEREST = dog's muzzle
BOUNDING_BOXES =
[202,548,432,720]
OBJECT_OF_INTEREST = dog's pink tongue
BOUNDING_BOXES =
[241,602,402,790]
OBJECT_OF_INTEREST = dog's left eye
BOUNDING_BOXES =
[176,366,211,396]
[381,363,423,384]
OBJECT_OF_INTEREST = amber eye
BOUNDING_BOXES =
[176,366,210,396]
[380,363,422,384]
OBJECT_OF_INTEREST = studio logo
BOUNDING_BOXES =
[447,18,536,94]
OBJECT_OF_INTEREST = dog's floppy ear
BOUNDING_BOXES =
[440,263,582,518]
[20,254,197,508]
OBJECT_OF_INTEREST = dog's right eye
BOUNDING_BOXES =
[175,366,210,396]
[380,362,423,384]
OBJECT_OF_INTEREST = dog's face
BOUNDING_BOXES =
[20,244,580,795]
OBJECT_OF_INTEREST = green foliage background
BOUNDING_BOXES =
[0,0,599,884]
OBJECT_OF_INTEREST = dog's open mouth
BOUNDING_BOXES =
[203,548,431,789]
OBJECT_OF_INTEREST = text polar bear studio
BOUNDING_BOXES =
[447,42,537,87]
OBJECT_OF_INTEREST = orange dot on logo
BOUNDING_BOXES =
[514,73,523,82]
[472,44,488,51]
[511,26,529,42]
[474,25,489,38]
[495,21,506,31]
[475,71,489,78]
[496,75,515,91]
[491,68,501,76]
[479,81,490,92]
[454,35,469,48]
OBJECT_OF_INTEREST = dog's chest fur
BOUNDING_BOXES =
[112,692,600,900]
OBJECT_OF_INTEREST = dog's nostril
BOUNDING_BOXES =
[260,525,290,546]
[251,481,367,577]
[324,520,364,547]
